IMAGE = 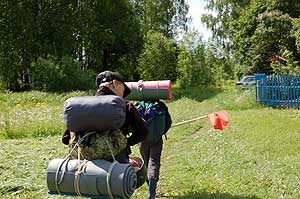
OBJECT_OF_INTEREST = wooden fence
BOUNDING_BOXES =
[255,74,300,108]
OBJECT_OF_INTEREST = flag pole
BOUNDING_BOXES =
[171,115,207,128]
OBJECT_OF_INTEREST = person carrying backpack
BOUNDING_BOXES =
[136,100,172,199]
[62,71,149,164]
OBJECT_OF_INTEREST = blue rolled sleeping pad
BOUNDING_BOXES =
[46,158,137,199]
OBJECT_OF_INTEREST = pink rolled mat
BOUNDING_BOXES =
[125,80,172,101]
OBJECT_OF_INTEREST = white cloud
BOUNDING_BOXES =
[186,0,214,40]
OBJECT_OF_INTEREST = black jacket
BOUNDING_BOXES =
[95,86,148,146]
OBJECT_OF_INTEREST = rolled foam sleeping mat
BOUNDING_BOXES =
[129,157,147,189]
[64,95,127,132]
[125,80,172,101]
[46,159,137,199]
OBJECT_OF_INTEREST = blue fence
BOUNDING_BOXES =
[255,74,300,108]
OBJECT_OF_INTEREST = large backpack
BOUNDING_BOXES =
[135,100,172,144]
[62,95,128,161]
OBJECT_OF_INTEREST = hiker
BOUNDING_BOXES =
[138,101,172,199]
[62,70,148,164]
[95,70,149,163]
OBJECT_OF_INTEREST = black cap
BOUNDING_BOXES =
[96,71,131,97]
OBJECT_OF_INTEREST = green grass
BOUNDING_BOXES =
[0,90,94,139]
[1,87,300,198]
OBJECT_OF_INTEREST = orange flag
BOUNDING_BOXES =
[207,111,229,130]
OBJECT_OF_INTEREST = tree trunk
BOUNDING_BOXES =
[9,78,21,92]
[102,48,109,70]
[21,50,31,90]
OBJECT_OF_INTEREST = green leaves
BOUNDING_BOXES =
[132,0,188,38]
[203,0,300,76]
[137,32,177,81]
[31,56,96,91]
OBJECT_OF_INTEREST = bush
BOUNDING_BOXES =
[177,46,212,88]
[137,32,177,81]
[31,56,96,91]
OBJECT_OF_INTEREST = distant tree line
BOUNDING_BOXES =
[202,0,300,77]
[0,0,189,91]
[4,0,299,92]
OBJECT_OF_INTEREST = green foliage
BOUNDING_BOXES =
[79,0,143,71]
[203,0,300,75]
[233,5,282,74]
[137,32,178,81]
[292,18,300,54]
[31,56,96,92]
[0,0,190,91]
[205,41,235,84]
[202,0,250,49]
[0,0,79,91]
[37,0,78,58]
[131,0,189,37]
[270,50,300,74]
[177,31,234,87]
[0,0,145,91]
[0,50,21,91]
[177,31,210,88]
[250,10,294,73]
[177,47,211,88]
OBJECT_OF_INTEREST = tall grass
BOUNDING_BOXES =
[1,87,300,198]
[0,90,94,139]
[0,87,256,139]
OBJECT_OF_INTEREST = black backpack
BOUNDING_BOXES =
[135,100,172,143]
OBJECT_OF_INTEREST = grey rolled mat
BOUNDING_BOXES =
[64,95,127,132]
[46,158,137,199]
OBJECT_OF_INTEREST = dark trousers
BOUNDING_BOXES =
[139,138,163,180]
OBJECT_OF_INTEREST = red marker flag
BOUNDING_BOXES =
[207,111,229,130]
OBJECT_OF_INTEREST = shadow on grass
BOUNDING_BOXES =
[161,190,261,199]
[172,87,223,102]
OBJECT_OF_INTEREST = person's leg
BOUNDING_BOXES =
[139,141,150,169]
[148,177,157,199]
[139,141,150,188]
[147,138,163,199]
[148,138,163,180]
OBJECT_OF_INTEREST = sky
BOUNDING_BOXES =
[185,0,213,40]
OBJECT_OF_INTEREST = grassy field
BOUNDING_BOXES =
[1,87,300,199]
